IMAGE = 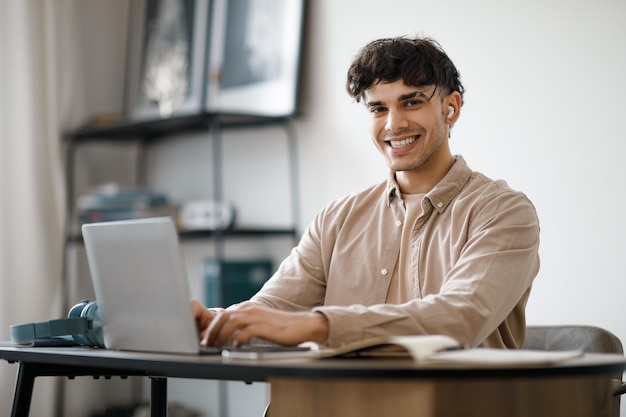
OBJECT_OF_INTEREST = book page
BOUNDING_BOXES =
[325,335,461,359]
[422,348,584,367]
[220,335,585,366]
[221,335,460,360]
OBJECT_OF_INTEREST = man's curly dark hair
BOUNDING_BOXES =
[346,36,465,105]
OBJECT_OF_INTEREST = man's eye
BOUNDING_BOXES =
[370,106,386,114]
[405,100,423,107]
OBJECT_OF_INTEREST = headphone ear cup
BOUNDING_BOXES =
[80,301,104,348]
[67,299,91,345]
[68,299,90,319]
[69,300,92,346]
[67,300,103,347]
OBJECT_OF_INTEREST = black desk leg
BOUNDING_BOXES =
[11,363,35,417]
[150,377,167,417]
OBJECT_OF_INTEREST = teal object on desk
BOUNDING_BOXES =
[204,259,273,307]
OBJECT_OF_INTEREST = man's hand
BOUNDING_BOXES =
[191,299,222,343]
[194,301,329,347]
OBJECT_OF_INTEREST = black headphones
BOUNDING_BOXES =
[10,300,104,347]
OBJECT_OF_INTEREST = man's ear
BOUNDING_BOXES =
[445,91,462,125]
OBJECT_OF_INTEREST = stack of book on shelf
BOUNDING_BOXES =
[77,183,178,225]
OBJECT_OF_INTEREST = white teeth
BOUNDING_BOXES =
[389,136,416,148]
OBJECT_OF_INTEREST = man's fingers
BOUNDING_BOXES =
[228,318,274,346]
[207,309,241,346]
[207,309,261,346]
[205,305,318,347]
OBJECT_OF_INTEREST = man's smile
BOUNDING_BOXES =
[386,135,419,149]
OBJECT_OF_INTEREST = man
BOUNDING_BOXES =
[193,36,540,349]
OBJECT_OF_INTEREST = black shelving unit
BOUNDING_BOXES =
[62,112,301,314]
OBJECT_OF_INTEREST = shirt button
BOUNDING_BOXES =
[395,220,402,227]
[437,202,443,208]
[381,268,388,276]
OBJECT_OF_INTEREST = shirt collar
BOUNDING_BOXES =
[385,155,473,212]
[385,173,402,207]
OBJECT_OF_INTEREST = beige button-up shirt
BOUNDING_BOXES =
[251,156,540,349]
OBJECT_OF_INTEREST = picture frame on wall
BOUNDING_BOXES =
[205,0,306,118]
[125,0,210,120]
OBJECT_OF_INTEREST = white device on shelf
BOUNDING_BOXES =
[179,199,235,231]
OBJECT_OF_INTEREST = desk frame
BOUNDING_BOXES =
[0,346,624,417]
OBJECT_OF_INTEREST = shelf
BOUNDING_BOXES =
[66,112,294,143]
[179,227,298,239]
[62,112,301,321]
[66,227,298,244]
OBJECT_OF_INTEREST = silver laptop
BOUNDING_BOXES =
[82,216,311,357]
[82,217,217,355]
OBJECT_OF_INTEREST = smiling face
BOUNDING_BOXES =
[365,80,461,193]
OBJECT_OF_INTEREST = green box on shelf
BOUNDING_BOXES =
[204,259,274,308]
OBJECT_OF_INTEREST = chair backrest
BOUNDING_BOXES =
[523,325,623,354]
[523,325,624,417]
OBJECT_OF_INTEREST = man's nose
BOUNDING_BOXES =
[385,109,409,132]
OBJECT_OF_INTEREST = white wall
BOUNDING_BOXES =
[297,0,626,338]
[70,0,626,416]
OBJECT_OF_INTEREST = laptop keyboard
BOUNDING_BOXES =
[200,344,311,355]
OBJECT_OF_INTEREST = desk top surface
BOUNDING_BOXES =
[0,344,624,383]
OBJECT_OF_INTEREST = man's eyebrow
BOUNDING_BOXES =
[399,90,430,101]
[366,90,432,107]
[366,100,384,107]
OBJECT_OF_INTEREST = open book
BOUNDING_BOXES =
[222,334,584,366]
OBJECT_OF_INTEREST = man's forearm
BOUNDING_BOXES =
[308,311,330,344]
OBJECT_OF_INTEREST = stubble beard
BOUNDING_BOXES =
[388,124,447,173]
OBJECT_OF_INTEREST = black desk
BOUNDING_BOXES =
[0,345,624,417]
